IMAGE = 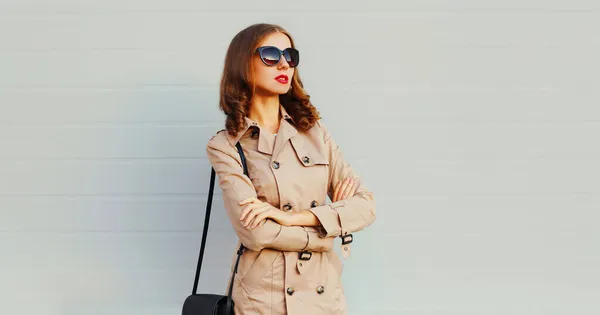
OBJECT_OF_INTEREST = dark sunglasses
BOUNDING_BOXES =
[255,46,300,67]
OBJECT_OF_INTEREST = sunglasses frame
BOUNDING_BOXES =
[255,46,300,68]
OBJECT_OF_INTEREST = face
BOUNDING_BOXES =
[252,32,296,95]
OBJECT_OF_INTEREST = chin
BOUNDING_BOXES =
[257,83,290,96]
[270,85,290,95]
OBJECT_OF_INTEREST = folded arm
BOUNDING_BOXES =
[206,135,334,252]
[308,121,377,238]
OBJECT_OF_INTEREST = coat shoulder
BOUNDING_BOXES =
[206,129,232,152]
[311,119,329,140]
[205,129,244,168]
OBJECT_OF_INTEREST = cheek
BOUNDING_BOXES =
[254,66,274,88]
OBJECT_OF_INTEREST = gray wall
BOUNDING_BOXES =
[1,1,599,314]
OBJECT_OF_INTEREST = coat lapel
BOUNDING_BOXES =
[272,118,298,160]
[257,131,276,156]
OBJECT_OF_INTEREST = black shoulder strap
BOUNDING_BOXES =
[192,142,247,302]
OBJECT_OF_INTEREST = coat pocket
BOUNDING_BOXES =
[238,249,278,294]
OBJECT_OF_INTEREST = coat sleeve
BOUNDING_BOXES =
[206,134,335,252]
[308,120,377,238]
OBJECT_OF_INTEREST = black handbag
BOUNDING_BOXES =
[182,142,247,315]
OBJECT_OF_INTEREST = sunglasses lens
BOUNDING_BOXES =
[284,48,299,67]
[260,47,281,66]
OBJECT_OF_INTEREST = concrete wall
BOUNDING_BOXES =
[1,1,599,314]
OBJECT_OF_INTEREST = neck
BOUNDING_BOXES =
[248,92,281,133]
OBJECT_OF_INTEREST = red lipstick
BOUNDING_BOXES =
[275,74,289,84]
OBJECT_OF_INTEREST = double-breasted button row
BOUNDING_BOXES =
[272,156,313,168]
[280,200,317,212]
[282,201,319,211]
[286,286,324,295]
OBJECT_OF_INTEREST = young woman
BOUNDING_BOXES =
[206,23,376,315]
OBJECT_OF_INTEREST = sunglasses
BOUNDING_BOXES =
[255,46,300,68]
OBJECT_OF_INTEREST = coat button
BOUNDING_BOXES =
[282,203,292,211]
[272,161,280,169]
[310,200,318,208]
[316,285,325,294]
[302,156,310,164]
[286,287,295,295]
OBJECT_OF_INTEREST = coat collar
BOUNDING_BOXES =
[226,103,295,148]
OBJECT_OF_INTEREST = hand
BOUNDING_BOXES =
[332,177,359,203]
[239,198,293,229]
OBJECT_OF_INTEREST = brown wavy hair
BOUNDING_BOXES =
[219,23,320,138]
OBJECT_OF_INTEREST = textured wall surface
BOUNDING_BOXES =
[1,1,599,314]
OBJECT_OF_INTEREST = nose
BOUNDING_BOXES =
[277,54,290,69]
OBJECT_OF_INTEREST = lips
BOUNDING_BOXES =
[275,74,289,84]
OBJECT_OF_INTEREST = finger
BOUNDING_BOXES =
[240,198,266,220]
[246,205,271,228]
[332,180,342,202]
[239,203,256,221]
[239,197,260,206]
[240,202,263,222]
[340,178,356,200]
[243,206,259,227]
[239,198,252,205]
[243,205,270,227]
[333,179,346,202]
[334,178,351,202]
[251,210,272,229]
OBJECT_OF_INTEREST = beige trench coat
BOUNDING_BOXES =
[206,104,376,315]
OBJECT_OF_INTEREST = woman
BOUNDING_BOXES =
[206,23,376,315]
